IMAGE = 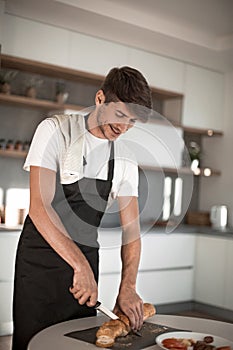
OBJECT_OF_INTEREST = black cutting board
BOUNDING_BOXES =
[65,321,189,349]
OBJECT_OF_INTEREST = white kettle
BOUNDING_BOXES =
[210,205,228,229]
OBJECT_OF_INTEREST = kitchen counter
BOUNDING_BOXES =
[28,314,233,350]
[147,223,233,238]
[0,224,22,232]
[1,222,233,238]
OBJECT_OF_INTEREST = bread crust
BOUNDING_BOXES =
[95,303,156,348]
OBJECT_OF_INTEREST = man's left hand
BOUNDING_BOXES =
[113,287,143,331]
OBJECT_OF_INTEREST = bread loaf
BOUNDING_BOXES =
[95,303,156,348]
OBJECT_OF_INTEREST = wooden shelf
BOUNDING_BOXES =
[0,149,27,159]
[0,54,224,137]
[139,165,221,176]
[0,93,84,111]
[147,117,223,137]
[182,125,223,137]
[1,54,103,86]
[1,54,183,100]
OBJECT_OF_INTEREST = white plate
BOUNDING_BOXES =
[156,331,233,349]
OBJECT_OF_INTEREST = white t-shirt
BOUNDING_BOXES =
[24,118,139,200]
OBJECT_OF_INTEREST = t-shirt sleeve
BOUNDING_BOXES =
[117,159,138,197]
[23,119,59,172]
[112,142,139,198]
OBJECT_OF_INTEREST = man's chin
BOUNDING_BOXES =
[108,133,121,141]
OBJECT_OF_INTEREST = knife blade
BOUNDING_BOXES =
[94,301,119,320]
[94,301,142,337]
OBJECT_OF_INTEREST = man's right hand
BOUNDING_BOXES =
[69,265,98,307]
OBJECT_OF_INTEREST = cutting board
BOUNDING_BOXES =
[65,321,188,349]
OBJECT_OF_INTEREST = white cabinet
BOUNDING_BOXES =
[2,15,70,67]
[194,236,226,308]
[194,235,233,311]
[120,122,184,168]
[68,32,130,76]
[0,231,20,336]
[225,240,233,309]
[138,233,195,304]
[137,269,194,305]
[139,233,195,270]
[182,64,224,131]
[128,48,185,94]
[98,231,196,309]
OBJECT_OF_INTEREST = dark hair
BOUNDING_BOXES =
[100,66,152,122]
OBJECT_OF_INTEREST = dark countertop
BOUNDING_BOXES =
[1,223,233,239]
[0,224,22,232]
[141,223,233,239]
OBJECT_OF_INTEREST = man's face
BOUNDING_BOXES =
[96,102,137,141]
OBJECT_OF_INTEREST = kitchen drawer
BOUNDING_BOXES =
[137,269,194,305]
[98,232,196,273]
[98,268,194,309]
[98,230,122,274]
[99,247,121,274]
[0,232,20,281]
[0,281,14,335]
[98,273,121,309]
[140,233,196,270]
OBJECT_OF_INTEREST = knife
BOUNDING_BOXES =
[94,301,142,337]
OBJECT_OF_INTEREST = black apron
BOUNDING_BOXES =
[12,142,114,350]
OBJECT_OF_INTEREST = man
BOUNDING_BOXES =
[12,66,152,350]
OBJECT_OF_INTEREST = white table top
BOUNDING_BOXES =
[28,314,233,350]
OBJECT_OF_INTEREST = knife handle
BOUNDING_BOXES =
[94,300,101,309]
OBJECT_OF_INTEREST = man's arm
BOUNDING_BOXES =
[29,165,98,306]
[114,196,144,331]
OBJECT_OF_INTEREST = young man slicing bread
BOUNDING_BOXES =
[12,66,153,350]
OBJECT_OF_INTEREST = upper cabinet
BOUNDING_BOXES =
[182,65,224,131]
[68,31,130,76]
[127,48,185,94]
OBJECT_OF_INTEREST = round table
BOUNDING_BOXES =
[28,314,233,350]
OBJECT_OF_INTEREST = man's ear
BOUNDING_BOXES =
[95,90,105,105]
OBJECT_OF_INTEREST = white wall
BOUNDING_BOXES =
[0,0,4,44]
[199,71,233,226]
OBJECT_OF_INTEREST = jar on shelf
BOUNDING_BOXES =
[1,82,11,94]
[26,86,37,98]
[0,139,6,149]
[55,81,69,104]
[0,70,18,95]
[15,140,23,151]
[23,141,30,152]
[6,139,14,150]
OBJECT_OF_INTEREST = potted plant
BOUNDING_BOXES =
[24,76,43,98]
[0,70,18,94]
[55,81,69,104]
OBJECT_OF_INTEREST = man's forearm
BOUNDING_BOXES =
[119,237,141,290]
